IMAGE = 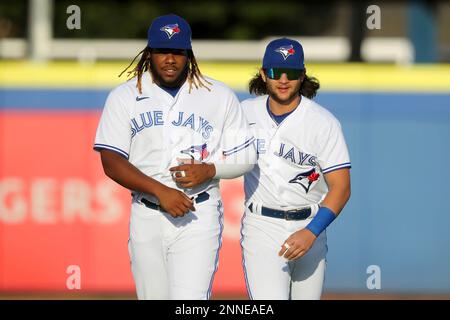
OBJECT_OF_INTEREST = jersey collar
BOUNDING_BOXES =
[142,71,189,99]
[265,95,303,126]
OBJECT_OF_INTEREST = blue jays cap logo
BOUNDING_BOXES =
[160,24,181,39]
[275,45,295,60]
[289,168,320,193]
[180,143,209,161]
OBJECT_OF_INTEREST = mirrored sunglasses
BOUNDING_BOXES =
[265,68,303,80]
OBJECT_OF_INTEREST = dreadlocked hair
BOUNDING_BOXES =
[186,50,212,93]
[118,47,151,94]
[119,47,212,94]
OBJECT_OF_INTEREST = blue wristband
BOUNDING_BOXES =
[305,206,336,237]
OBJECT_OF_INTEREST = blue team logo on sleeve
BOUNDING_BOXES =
[289,168,320,193]
[160,24,181,39]
[180,143,209,161]
[275,45,295,60]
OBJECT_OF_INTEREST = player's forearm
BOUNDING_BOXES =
[212,141,256,179]
[213,163,254,179]
[100,150,167,198]
[319,168,351,215]
[320,186,351,216]
[304,170,350,238]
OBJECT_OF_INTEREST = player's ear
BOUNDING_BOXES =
[259,69,267,83]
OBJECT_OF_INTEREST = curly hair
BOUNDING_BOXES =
[248,69,320,99]
[119,47,211,94]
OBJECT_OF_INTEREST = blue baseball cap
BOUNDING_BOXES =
[147,14,192,50]
[262,38,305,70]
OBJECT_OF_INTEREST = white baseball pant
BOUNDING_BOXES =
[128,198,224,300]
[240,205,327,300]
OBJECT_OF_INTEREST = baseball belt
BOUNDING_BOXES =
[247,202,311,220]
[141,191,210,211]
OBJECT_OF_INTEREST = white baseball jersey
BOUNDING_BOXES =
[94,71,255,300]
[240,94,351,300]
[242,95,351,209]
[94,71,254,201]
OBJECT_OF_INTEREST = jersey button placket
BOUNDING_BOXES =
[161,108,175,171]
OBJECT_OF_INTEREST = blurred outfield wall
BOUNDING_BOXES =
[1,61,450,295]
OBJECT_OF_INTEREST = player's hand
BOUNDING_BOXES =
[154,185,195,218]
[278,228,317,261]
[169,158,216,189]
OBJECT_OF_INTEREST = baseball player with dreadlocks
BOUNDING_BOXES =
[240,38,351,299]
[93,14,256,300]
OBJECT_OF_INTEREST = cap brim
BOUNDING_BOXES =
[149,41,192,50]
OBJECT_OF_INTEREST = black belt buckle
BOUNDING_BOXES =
[141,198,160,210]
[192,191,210,204]
[285,209,298,221]
[287,208,311,220]
[141,191,210,211]
[256,203,311,221]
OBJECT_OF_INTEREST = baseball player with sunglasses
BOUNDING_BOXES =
[94,14,256,299]
[240,38,351,299]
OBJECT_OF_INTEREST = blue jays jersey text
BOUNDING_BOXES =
[277,143,317,166]
[131,111,214,139]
